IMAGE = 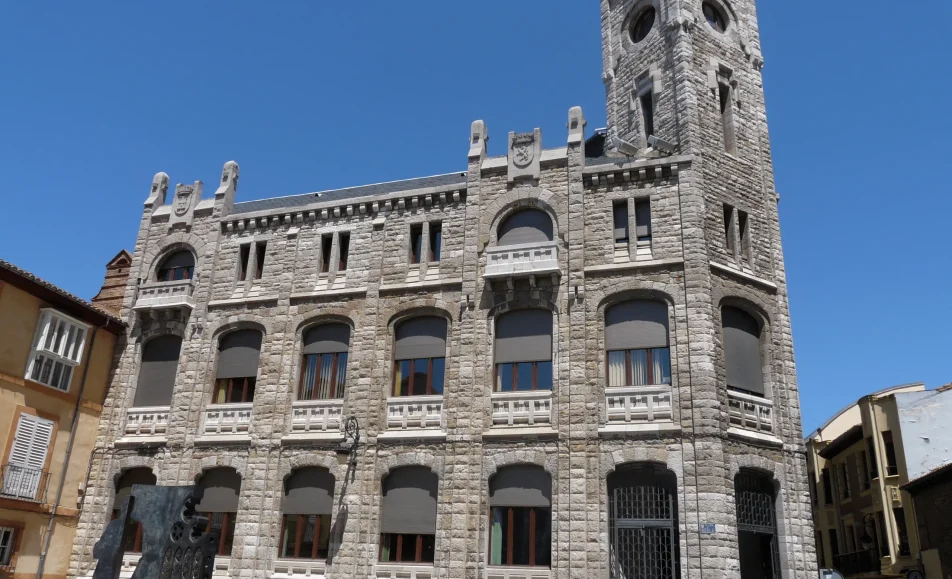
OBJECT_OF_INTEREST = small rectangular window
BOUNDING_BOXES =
[738,210,750,263]
[828,530,839,557]
[861,453,871,489]
[320,234,333,274]
[338,233,350,272]
[428,223,442,262]
[239,244,251,281]
[254,241,267,280]
[809,477,818,506]
[0,526,16,566]
[612,201,629,244]
[635,199,652,241]
[379,533,435,563]
[214,377,256,404]
[821,468,833,505]
[280,514,331,560]
[640,91,654,141]
[894,508,910,556]
[718,82,736,154]
[882,431,899,476]
[839,463,850,499]
[723,204,735,254]
[489,506,552,567]
[867,438,878,479]
[410,224,423,264]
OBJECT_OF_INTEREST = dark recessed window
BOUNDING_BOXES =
[629,7,656,43]
[703,2,727,33]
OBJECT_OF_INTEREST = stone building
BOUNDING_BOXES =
[68,1,816,578]
[806,383,952,579]
[0,259,123,579]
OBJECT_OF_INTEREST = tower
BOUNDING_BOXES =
[601,1,817,577]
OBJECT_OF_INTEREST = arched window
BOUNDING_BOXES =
[156,251,194,282]
[721,306,764,396]
[489,466,551,567]
[497,209,553,246]
[735,470,779,579]
[299,324,350,400]
[494,309,553,392]
[608,464,680,579]
[379,466,438,564]
[214,330,262,404]
[196,468,241,557]
[134,336,182,408]
[393,317,447,397]
[605,300,671,387]
[280,467,335,560]
[113,468,156,554]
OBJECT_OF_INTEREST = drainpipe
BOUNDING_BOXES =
[36,323,103,579]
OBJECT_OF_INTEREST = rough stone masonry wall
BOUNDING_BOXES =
[70,1,815,578]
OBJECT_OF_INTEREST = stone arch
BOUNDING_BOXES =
[209,318,270,342]
[727,454,780,486]
[716,295,774,399]
[603,446,675,477]
[281,453,342,483]
[112,456,157,487]
[482,188,564,245]
[296,313,356,338]
[375,450,445,480]
[717,295,772,332]
[194,455,248,483]
[387,305,457,331]
[143,232,206,277]
[483,450,555,481]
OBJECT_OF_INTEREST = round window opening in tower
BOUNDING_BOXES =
[629,7,656,44]
[702,1,728,33]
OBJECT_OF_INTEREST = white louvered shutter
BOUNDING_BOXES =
[3,413,53,500]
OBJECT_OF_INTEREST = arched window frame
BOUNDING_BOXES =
[112,468,157,554]
[134,335,182,408]
[734,469,781,579]
[379,466,439,564]
[720,304,768,398]
[604,300,672,388]
[496,208,554,247]
[488,465,552,568]
[213,329,263,404]
[493,309,554,392]
[298,323,351,401]
[279,467,336,561]
[392,317,448,398]
[155,250,195,282]
[195,468,242,557]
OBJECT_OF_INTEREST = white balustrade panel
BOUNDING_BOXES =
[486,567,551,579]
[727,391,773,432]
[124,406,170,436]
[375,565,434,579]
[272,559,326,579]
[491,391,552,427]
[386,396,443,430]
[134,279,195,311]
[484,242,559,279]
[290,399,343,434]
[604,386,673,424]
[202,403,253,435]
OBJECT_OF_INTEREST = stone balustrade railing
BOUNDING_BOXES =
[386,396,444,430]
[134,279,196,311]
[486,566,552,579]
[484,241,560,279]
[375,565,434,579]
[727,390,773,433]
[202,403,253,435]
[124,406,170,436]
[604,385,673,424]
[491,391,552,427]
[290,399,343,434]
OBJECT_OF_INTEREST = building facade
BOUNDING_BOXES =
[69,1,816,578]
[0,260,123,579]
[805,384,952,579]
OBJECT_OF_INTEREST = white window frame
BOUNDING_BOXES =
[0,526,15,565]
[24,309,89,393]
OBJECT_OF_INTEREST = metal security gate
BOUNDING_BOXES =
[735,472,780,579]
[610,480,678,579]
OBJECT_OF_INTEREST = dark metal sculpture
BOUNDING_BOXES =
[93,485,218,579]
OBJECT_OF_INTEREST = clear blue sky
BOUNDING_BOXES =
[1,1,950,434]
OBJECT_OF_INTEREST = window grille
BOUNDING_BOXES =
[609,469,679,579]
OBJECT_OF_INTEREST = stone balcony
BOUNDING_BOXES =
[487,391,555,438]
[727,390,781,445]
[271,559,326,579]
[600,385,677,435]
[283,399,344,444]
[484,241,560,281]
[380,396,445,441]
[486,567,551,579]
[198,402,253,443]
[133,279,196,312]
[375,565,433,579]
[115,406,170,447]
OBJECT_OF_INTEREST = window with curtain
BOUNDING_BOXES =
[112,468,156,554]
[134,336,181,408]
[196,468,241,557]
[379,466,438,564]
[489,466,551,567]
[156,250,194,282]
[605,300,671,387]
[721,306,764,397]
[299,324,350,400]
[280,467,335,560]
[214,330,262,404]
[392,317,447,397]
[494,309,553,392]
[497,209,553,246]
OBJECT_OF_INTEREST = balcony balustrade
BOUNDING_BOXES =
[0,464,49,503]
[290,399,343,434]
[124,406,170,436]
[386,396,444,431]
[484,241,560,280]
[486,567,551,579]
[133,279,196,312]
[375,565,434,579]
[727,390,774,433]
[604,385,673,425]
[202,402,253,436]
[491,391,552,427]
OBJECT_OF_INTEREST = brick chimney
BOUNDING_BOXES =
[91,250,132,316]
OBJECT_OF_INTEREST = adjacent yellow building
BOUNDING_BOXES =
[0,260,123,579]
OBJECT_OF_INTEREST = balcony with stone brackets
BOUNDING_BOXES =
[282,399,344,445]
[486,391,556,439]
[599,385,679,436]
[196,402,253,445]
[115,406,170,447]
[483,242,560,283]
[726,390,782,446]
[379,396,446,441]
[133,279,196,312]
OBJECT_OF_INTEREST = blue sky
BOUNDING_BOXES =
[1,1,950,434]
